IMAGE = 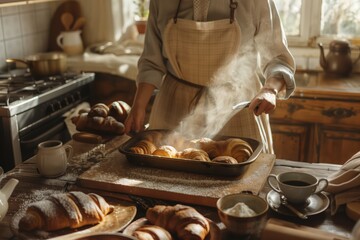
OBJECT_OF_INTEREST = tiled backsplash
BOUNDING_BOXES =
[0,2,52,70]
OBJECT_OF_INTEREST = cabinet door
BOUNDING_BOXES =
[271,121,310,162]
[318,126,360,164]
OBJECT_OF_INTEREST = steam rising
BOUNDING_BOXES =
[173,45,258,140]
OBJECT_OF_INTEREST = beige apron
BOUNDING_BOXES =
[148,0,273,153]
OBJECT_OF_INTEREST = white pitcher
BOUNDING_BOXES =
[57,30,84,56]
[0,176,19,221]
[36,140,73,178]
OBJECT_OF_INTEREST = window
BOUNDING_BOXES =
[274,0,360,47]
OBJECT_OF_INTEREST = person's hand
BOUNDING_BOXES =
[124,105,146,135]
[248,87,278,116]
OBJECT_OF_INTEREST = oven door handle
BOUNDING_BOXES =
[20,121,67,150]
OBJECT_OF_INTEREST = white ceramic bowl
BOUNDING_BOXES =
[217,193,269,236]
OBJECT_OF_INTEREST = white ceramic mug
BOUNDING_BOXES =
[267,171,328,204]
[56,30,84,56]
[36,140,73,178]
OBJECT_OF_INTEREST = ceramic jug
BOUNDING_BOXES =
[57,30,84,56]
[318,40,360,76]
[36,140,73,178]
[0,177,19,221]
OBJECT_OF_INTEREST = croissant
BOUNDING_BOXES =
[108,101,131,123]
[88,103,109,118]
[212,155,238,164]
[178,148,211,161]
[225,138,253,162]
[133,225,173,240]
[152,145,178,158]
[146,204,210,240]
[129,140,157,155]
[18,191,114,232]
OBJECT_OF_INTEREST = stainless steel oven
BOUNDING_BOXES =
[0,72,95,172]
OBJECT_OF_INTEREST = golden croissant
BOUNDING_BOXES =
[146,204,210,240]
[18,191,114,231]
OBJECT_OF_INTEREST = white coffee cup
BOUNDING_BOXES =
[267,171,328,204]
[36,140,73,178]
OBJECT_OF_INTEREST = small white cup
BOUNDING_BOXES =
[36,140,73,178]
[267,171,328,204]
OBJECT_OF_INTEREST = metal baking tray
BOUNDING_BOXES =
[119,130,263,177]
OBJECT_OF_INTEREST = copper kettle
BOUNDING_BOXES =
[318,40,360,76]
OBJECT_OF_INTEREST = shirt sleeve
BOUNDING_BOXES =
[254,0,296,99]
[136,0,167,89]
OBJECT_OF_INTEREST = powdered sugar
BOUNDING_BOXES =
[78,153,275,203]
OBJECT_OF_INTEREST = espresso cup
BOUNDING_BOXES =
[267,172,328,204]
[36,140,73,178]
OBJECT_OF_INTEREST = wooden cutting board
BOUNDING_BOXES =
[77,152,276,207]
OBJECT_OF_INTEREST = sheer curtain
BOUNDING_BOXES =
[77,0,135,46]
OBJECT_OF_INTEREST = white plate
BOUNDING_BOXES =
[10,198,137,240]
[266,190,330,217]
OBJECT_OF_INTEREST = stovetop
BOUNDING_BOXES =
[0,72,95,117]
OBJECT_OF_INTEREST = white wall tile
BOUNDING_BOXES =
[22,34,36,56]
[20,11,37,35]
[1,6,19,16]
[2,14,21,39]
[33,32,48,53]
[0,40,6,65]
[35,8,50,32]
[5,38,23,59]
[19,3,35,13]
[0,17,4,41]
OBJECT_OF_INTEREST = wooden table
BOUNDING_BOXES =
[0,135,356,239]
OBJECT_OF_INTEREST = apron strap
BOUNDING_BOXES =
[229,0,238,23]
[174,0,182,23]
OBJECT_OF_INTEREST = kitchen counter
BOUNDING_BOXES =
[0,134,356,239]
[67,52,139,81]
[294,71,360,100]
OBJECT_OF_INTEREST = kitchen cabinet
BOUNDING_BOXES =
[270,72,360,164]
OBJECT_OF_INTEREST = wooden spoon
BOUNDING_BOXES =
[61,12,74,31]
[72,17,86,31]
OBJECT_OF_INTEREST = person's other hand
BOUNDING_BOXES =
[124,105,146,135]
[248,87,277,116]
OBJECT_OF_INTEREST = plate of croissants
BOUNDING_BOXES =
[119,129,263,177]
[10,191,137,240]
[123,204,221,240]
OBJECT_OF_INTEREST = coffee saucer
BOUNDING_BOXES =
[266,190,330,218]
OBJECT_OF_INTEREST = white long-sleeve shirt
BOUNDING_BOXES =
[137,0,296,98]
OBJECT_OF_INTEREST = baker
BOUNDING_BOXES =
[124,0,296,153]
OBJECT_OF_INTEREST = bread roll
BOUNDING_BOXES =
[88,103,109,118]
[108,101,131,123]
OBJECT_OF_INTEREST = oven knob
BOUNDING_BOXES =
[61,98,69,107]
[74,91,81,101]
[68,95,75,103]
[46,104,56,114]
[52,101,61,111]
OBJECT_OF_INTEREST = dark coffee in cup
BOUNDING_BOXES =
[267,172,328,204]
[282,180,311,187]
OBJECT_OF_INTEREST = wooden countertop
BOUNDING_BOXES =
[293,71,360,100]
[0,135,356,239]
